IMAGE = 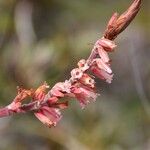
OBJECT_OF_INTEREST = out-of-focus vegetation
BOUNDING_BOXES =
[0,0,150,150]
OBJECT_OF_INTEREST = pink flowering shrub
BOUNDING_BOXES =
[0,0,141,128]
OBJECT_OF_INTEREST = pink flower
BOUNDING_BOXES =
[34,97,68,127]
[71,83,98,109]
[93,58,112,74]
[34,106,62,127]
[32,83,69,127]
[90,66,113,83]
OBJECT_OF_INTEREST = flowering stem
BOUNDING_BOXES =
[0,0,142,127]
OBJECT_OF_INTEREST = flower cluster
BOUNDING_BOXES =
[33,38,116,127]
[5,38,116,127]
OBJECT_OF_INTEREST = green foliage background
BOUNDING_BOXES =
[0,0,150,150]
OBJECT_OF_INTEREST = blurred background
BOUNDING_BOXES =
[0,0,150,150]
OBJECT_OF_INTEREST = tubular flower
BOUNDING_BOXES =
[33,83,67,127]
[89,37,115,84]
[93,58,112,74]
[71,83,98,109]
[35,106,62,127]
[90,66,113,84]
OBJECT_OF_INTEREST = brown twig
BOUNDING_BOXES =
[104,0,141,40]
